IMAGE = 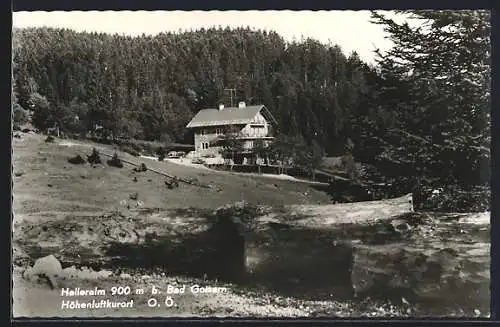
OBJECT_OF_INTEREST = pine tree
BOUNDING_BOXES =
[371,10,490,186]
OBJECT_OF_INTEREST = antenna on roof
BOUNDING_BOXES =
[224,88,236,107]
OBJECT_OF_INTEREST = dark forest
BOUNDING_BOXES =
[12,10,491,191]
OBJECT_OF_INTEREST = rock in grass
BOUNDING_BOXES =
[351,215,490,315]
[133,163,148,172]
[165,178,179,189]
[24,254,62,289]
[68,154,86,165]
[107,153,123,168]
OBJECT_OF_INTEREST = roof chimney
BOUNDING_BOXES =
[218,104,224,110]
[238,101,246,109]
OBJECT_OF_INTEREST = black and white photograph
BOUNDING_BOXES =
[11,9,491,318]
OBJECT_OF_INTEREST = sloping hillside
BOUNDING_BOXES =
[12,132,331,223]
[11,132,490,318]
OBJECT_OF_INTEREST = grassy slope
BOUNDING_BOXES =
[13,133,331,223]
[12,133,490,318]
[13,133,355,318]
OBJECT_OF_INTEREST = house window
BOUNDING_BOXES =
[215,128,222,135]
[201,142,209,150]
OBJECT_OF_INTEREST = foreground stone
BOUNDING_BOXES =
[12,197,490,316]
[23,255,62,289]
[350,212,490,316]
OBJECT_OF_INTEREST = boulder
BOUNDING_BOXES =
[13,199,490,315]
[350,212,490,316]
[23,254,62,289]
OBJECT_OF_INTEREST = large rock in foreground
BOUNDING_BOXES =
[23,254,62,289]
[12,197,490,316]
[350,212,490,316]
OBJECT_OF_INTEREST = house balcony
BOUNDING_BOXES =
[237,125,275,139]
[236,133,275,140]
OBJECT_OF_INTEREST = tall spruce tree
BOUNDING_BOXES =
[370,10,490,186]
[12,26,373,154]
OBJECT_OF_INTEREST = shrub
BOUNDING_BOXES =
[141,143,156,156]
[165,177,179,189]
[68,155,86,165]
[87,148,102,165]
[131,142,143,153]
[107,152,124,168]
[156,146,166,161]
[13,106,29,124]
[45,135,55,143]
[120,145,140,157]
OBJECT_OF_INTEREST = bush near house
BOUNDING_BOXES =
[87,148,102,165]
[119,145,141,157]
[156,146,166,161]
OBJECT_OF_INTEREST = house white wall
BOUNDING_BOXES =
[240,112,270,138]
[193,129,222,155]
[192,112,274,157]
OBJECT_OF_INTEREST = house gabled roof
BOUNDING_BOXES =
[186,105,278,128]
